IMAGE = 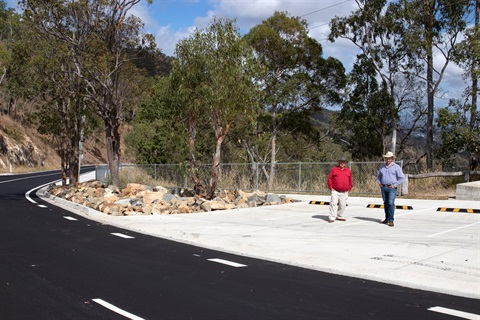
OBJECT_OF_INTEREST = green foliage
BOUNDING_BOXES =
[125,77,190,164]
[127,47,173,78]
[436,99,480,169]
[453,25,480,81]
[333,55,391,159]
[244,11,346,169]
[167,17,265,196]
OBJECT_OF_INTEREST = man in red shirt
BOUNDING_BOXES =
[327,156,353,223]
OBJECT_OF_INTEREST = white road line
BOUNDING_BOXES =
[25,180,61,204]
[38,204,48,208]
[263,212,313,221]
[207,258,247,267]
[397,207,438,216]
[0,171,59,184]
[428,306,480,320]
[63,216,78,221]
[427,221,480,238]
[92,298,145,320]
[111,233,135,239]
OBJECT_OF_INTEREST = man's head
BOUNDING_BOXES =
[382,151,395,163]
[338,156,347,166]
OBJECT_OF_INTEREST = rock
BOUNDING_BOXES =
[266,194,281,203]
[47,179,297,216]
[114,198,131,206]
[122,183,148,197]
[209,200,226,210]
[143,190,166,204]
[162,193,176,204]
[154,186,168,193]
[200,202,212,212]
[177,203,191,214]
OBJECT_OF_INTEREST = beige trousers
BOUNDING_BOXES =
[328,189,348,221]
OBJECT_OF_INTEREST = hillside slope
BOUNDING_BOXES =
[0,115,109,174]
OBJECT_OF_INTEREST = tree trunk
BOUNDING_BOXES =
[208,129,226,200]
[471,0,479,130]
[469,0,479,172]
[188,123,204,195]
[268,108,278,191]
[105,120,121,187]
[268,133,277,191]
[425,0,435,170]
[69,156,79,185]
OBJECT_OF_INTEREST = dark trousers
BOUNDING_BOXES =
[381,186,397,221]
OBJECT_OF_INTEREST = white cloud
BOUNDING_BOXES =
[134,0,470,102]
[155,25,197,56]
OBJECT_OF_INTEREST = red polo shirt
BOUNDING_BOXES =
[328,166,353,192]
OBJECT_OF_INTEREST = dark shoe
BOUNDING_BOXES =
[328,220,335,223]
[336,217,346,221]
[388,221,394,227]
[381,219,388,224]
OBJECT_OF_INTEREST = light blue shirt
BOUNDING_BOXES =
[376,162,405,187]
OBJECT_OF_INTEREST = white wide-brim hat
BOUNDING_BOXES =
[383,151,395,158]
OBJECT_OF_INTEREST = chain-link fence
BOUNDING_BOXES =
[95,161,400,196]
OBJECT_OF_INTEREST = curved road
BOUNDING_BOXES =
[0,168,478,319]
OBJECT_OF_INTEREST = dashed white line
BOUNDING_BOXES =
[92,298,145,320]
[428,306,480,320]
[63,216,78,221]
[38,204,48,208]
[207,258,247,267]
[111,233,135,239]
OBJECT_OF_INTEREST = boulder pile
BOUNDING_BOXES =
[47,180,300,216]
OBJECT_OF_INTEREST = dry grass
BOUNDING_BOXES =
[404,176,465,200]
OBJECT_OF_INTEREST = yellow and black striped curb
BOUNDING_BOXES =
[367,204,413,210]
[309,201,330,205]
[437,208,480,213]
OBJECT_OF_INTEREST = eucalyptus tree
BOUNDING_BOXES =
[334,55,391,159]
[246,11,345,189]
[449,0,479,171]
[0,1,32,118]
[30,37,89,185]
[21,0,154,187]
[330,0,429,159]
[437,99,480,173]
[170,17,262,199]
[388,0,471,169]
[0,0,17,88]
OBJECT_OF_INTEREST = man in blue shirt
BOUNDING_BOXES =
[376,151,405,227]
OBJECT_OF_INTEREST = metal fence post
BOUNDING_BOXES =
[255,162,259,191]
[298,162,302,192]
[154,164,157,187]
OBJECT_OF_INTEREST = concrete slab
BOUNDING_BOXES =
[38,179,480,300]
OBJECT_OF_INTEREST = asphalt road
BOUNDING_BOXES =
[1,169,479,319]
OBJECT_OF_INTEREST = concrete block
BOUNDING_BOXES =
[456,181,480,201]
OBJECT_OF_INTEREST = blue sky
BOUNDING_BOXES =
[130,0,358,59]
[132,0,469,105]
[6,0,470,104]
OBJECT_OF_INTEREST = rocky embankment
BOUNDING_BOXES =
[0,131,47,169]
[47,180,300,216]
